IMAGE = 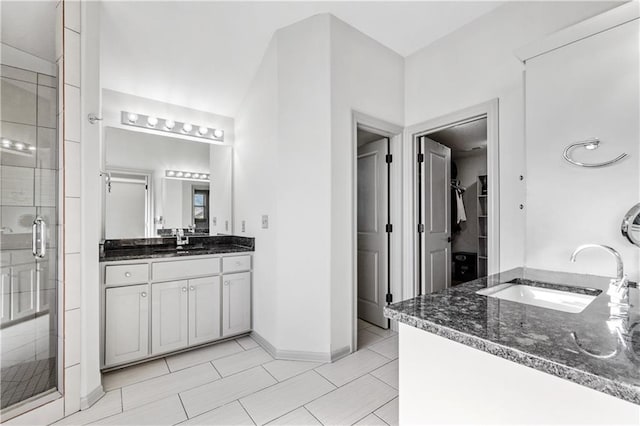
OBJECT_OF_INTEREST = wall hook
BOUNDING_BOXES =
[562,137,627,168]
[88,113,103,124]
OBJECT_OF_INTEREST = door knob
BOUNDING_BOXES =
[141,292,147,297]
[189,286,195,291]
[447,237,451,243]
[125,272,132,277]
[182,287,187,292]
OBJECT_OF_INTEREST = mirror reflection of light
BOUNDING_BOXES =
[165,119,175,130]
[176,171,184,177]
[167,171,176,177]
[198,126,208,136]
[147,117,158,127]
[182,123,193,133]
[28,146,36,151]
[127,113,138,123]
[14,142,24,150]
[2,139,11,147]
[213,129,223,138]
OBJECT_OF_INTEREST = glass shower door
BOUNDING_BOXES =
[0,64,59,411]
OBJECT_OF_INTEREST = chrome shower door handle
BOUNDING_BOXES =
[32,217,46,259]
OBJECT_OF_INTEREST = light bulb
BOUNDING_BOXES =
[127,113,139,123]
[2,139,11,147]
[182,123,193,133]
[28,145,36,151]
[213,129,223,138]
[14,142,24,150]
[204,174,209,180]
[167,171,176,177]
[176,171,184,177]
[184,172,192,178]
[192,173,200,178]
[147,116,158,127]
[165,119,175,130]
[198,126,209,136]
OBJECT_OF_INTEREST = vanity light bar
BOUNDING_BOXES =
[165,170,210,182]
[121,111,224,142]
[1,137,36,156]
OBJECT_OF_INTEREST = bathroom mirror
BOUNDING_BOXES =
[103,127,232,239]
[621,203,640,248]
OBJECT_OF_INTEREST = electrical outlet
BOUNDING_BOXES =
[261,215,268,229]
[225,220,228,231]
[241,220,246,232]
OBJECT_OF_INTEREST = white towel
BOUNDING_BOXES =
[455,190,467,224]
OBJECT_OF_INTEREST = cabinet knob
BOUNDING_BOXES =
[125,272,132,277]
[224,281,230,286]
[189,286,195,291]
[182,287,187,292]
[141,292,147,297]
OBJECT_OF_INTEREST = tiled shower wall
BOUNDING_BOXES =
[61,0,83,419]
[2,1,84,423]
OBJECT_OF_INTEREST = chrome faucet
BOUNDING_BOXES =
[176,229,189,247]
[570,244,629,304]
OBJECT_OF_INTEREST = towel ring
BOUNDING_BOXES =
[563,138,628,168]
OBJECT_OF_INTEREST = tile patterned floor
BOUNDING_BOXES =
[53,320,398,426]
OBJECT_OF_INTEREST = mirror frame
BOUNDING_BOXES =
[621,203,640,247]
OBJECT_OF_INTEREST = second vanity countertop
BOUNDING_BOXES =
[384,268,640,405]
[99,235,255,262]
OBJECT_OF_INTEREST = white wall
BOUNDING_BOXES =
[329,16,404,352]
[234,38,280,349]
[234,15,333,356]
[404,1,619,273]
[525,18,639,281]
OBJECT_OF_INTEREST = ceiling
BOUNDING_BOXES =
[428,118,487,156]
[100,1,503,117]
[1,1,57,63]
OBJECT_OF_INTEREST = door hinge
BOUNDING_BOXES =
[386,293,393,304]
[385,154,393,163]
[418,223,424,233]
[417,153,424,163]
[386,224,393,233]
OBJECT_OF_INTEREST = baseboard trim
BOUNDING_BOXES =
[250,331,350,363]
[330,345,351,362]
[80,385,104,410]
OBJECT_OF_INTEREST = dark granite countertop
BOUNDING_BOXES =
[100,235,254,262]
[384,268,640,405]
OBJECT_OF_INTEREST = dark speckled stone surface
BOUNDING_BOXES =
[384,268,640,405]
[100,235,254,261]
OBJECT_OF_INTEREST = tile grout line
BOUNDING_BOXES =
[236,399,258,426]
[373,412,391,426]
[260,364,280,383]
[176,393,189,421]
[304,406,325,426]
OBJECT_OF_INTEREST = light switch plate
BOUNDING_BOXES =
[241,220,246,232]
[261,215,268,229]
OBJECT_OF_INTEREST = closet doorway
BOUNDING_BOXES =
[411,100,499,295]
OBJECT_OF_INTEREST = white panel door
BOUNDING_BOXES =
[105,284,149,366]
[222,272,251,337]
[421,137,451,294]
[188,276,221,345]
[1,267,11,324]
[357,138,388,328]
[11,263,37,321]
[151,280,189,354]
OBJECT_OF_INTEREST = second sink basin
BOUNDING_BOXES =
[476,281,599,313]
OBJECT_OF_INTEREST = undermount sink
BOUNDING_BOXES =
[476,281,600,313]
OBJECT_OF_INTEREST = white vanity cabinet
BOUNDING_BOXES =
[101,253,252,368]
[222,272,251,336]
[151,280,189,354]
[104,284,150,366]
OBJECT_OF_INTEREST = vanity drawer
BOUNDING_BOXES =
[152,258,220,281]
[105,264,149,285]
[222,255,251,273]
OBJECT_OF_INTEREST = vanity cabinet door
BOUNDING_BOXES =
[188,276,221,345]
[222,272,251,337]
[105,284,149,366]
[151,280,189,354]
